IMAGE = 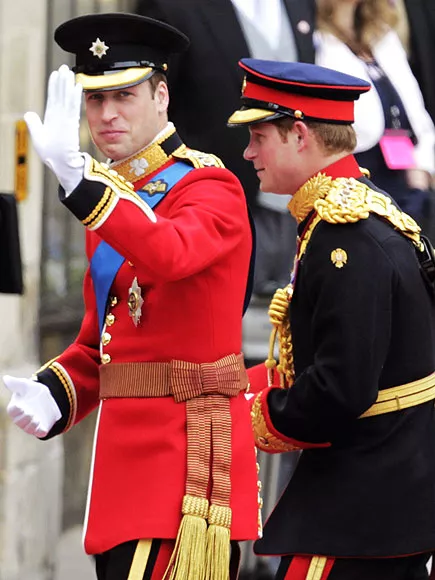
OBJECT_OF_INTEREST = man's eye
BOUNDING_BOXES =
[87,94,103,102]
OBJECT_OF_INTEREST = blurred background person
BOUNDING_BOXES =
[0,193,23,295]
[401,0,435,125]
[315,0,435,227]
[136,0,316,296]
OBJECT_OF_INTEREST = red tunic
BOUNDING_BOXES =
[37,136,260,554]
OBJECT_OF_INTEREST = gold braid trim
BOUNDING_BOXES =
[269,173,423,389]
[82,154,157,229]
[49,362,77,432]
[173,147,225,169]
[32,356,59,378]
[266,286,294,388]
[251,393,302,452]
[111,124,177,183]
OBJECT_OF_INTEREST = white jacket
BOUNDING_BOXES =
[315,29,435,173]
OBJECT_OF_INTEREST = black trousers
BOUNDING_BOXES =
[276,553,430,580]
[95,539,165,580]
[95,538,241,580]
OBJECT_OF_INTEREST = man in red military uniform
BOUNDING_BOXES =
[2,13,260,580]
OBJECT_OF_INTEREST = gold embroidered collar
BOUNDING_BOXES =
[288,172,333,223]
[111,125,185,183]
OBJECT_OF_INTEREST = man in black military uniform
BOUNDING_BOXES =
[0,193,23,294]
[228,59,435,579]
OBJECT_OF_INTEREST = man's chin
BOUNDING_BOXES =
[99,144,126,162]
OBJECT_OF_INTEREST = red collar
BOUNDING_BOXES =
[317,154,362,180]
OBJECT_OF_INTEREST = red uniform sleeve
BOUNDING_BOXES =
[37,238,101,437]
[60,157,249,285]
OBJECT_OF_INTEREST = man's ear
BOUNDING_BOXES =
[155,81,169,113]
[292,120,310,151]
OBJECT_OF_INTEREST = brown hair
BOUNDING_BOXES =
[273,117,357,155]
[317,0,399,54]
[148,71,168,97]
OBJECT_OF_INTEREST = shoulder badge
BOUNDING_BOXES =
[173,147,225,169]
[331,248,348,268]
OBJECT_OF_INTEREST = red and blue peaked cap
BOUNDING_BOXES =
[228,58,371,127]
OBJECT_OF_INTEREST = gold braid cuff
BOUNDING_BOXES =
[250,389,330,453]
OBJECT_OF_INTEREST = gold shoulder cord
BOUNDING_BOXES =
[266,173,423,390]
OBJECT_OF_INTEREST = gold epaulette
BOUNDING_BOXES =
[173,147,225,169]
[290,173,422,247]
[312,175,422,247]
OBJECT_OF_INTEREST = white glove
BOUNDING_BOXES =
[24,64,84,194]
[3,375,62,438]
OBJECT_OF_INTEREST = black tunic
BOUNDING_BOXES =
[255,174,435,558]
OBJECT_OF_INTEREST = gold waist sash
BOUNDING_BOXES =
[99,354,248,579]
[360,372,435,418]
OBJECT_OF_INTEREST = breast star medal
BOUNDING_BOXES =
[128,277,144,327]
[331,248,348,269]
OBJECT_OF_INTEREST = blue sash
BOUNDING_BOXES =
[90,162,193,332]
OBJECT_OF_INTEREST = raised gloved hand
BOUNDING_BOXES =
[3,375,62,438]
[24,64,84,194]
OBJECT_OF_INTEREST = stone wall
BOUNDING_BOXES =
[0,1,63,578]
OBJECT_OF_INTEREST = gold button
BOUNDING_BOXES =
[258,497,264,508]
[258,436,269,446]
[256,462,260,474]
[128,261,134,267]
[101,353,111,364]
[105,313,115,326]
[110,296,118,307]
[101,332,112,346]
[257,481,262,491]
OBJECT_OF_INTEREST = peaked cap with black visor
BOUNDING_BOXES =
[54,13,190,91]
[228,58,371,127]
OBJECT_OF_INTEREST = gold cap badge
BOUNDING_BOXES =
[128,277,144,327]
[89,38,109,59]
[331,248,348,268]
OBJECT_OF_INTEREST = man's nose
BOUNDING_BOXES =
[243,142,255,161]
[101,100,118,121]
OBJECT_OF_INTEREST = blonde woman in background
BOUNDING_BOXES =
[315,0,435,225]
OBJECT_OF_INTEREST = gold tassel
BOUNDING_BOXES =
[205,504,231,580]
[164,495,209,580]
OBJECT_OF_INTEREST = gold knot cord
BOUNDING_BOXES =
[268,173,423,390]
[99,355,247,580]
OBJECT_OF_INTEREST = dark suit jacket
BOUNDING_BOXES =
[405,0,435,123]
[135,0,315,208]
